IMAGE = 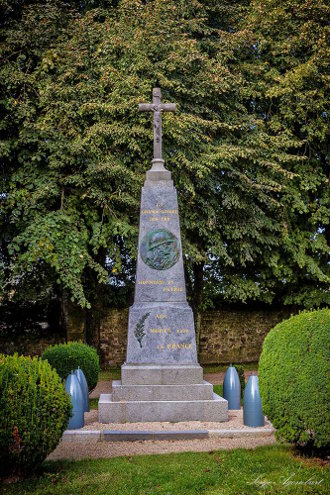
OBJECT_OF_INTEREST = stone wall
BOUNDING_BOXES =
[100,308,129,367]
[199,308,293,364]
[0,332,65,358]
[99,307,294,367]
[1,306,294,365]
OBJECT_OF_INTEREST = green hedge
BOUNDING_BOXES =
[259,309,330,451]
[0,354,71,477]
[42,342,99,391]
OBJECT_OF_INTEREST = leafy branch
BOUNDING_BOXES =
[134,312,150,349]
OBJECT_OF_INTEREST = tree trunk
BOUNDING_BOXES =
[59,289,69,341]
[85,302,101,352]
[192,262,204,357]
[59,289,86,342]
[83,248,107,353]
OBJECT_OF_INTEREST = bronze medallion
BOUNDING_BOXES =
[140,228,180,270]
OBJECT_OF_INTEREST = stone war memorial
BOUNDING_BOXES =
[99,88,228,423]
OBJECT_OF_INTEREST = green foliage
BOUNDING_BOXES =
[0,0,328,319]
[233,364,245,398]
[41,341,99,390]
[89,397,99,410]
[259,309,330,451]
[0,353,71,477]
[239,0,330,308]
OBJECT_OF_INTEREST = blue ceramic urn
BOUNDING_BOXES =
[65,372,84,429]
[243,374,264,427]
[223,364,241,410]
[75,367,90,412]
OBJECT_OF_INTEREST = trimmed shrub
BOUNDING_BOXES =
[42,342,99,391]
[0,354,71,477]
[234,364,245,398]
[259,309,330,452]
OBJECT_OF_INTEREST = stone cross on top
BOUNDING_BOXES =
[139,88,176,172]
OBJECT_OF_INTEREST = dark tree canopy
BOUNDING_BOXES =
[1,0,329,327]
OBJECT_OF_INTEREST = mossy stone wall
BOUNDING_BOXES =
[198,308,293,364]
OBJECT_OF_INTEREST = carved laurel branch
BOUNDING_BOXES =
[134,312,151,349]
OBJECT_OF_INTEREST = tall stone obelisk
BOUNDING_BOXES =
[99,89,228,423]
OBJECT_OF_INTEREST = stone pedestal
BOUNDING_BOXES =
[99,162,228,423]
[99,364,227,423]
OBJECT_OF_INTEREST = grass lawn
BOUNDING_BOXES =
[89,397,99,410]
[2,445,328,495]
[99,368,121,381]
[213,384,224,396]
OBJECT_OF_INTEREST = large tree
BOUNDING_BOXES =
[237,0,330,307]
[1,0,328,343]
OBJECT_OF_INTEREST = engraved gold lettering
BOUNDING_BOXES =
[138,280,164,285]
[162,287,183,292]
[156,314,167,319]
[142,209,178,215]
[150,328,172,334]
[166,343,192,350]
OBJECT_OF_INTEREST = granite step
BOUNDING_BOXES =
[121,364,203,385]
[112,380,214,402]
[98,392,228,423]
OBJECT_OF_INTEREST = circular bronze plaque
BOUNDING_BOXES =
[140,229,180,270]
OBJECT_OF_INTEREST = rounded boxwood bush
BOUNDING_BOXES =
[0,354,71,477]
[42,342,99,391]
[259,309,330,452]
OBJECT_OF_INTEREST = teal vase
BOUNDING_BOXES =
[65,372,84,429]
[223,365,241,410]
[75,367,90,412]
[243,374,264,427]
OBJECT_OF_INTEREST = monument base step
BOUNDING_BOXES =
[121,364,203,385]
[98,392,228,423]
[112,380,214,401]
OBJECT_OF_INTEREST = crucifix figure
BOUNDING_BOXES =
[139,88,176,166]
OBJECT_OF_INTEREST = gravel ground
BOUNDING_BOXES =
[82,408,273,432]
[48,435,276,461]
[51,370,273,461]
